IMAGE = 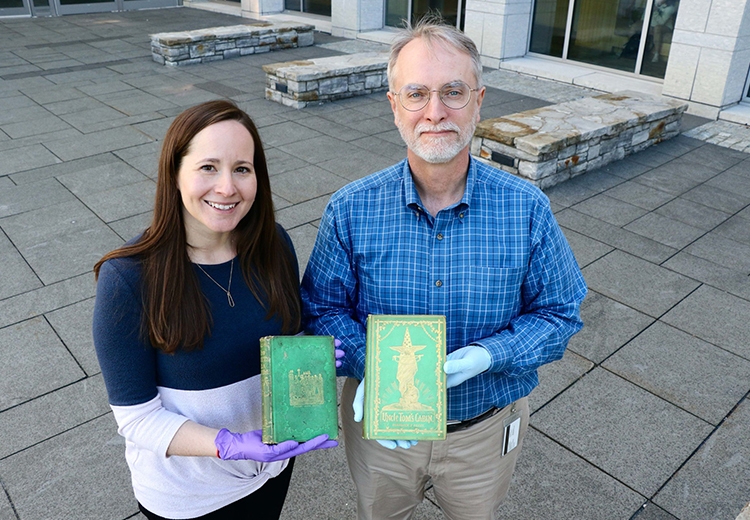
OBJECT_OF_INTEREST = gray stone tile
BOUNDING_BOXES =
[0,231,42,299]
[632,158,721,196]
[662,285,750,360]
[603,321,750,424]
[684,231,750,272]
[567,291,654,364]
[529,349,593,413]
[497,428,645,520]
[678,143,748,171]
[0,177,75,218]
[723,156,750,178]
[113,141,160,178]
[650,135,704,157]
[0,273,95,330]
[108,211,151,242]
[531,368,713,496]
[713,213,750,243]
[653,196,731,231]
[23,84,88,104]
[544,181,598,208]
[0,143,62,176]
[271,166,347,205]
[623,212,706,249]
[0,104,50,125]
[582,250,700,317]
[44,126,154,161]
[0,373,109,459]
[58,104,134,130]
[0,316,85,411]
[259,120,324,148]
[46,298,100,375]
[296,114,369,142]
[56,159,149,195]
[631,502,678,520]
[560,228,614,269]
[9,152,119,184]
[556,209,677,264]
[681,183,750,214]
[132,116,174,142]
[275,195,331,230]
[654,399,750,520]
[318,148,399,181]
[80,179,156,223]
[340,115,396,136]
[628,146,675,168]
[265,147,311,176]
[44,95,111,115]
[1,199,124,284]
[592,156,652,180]
[0,113,73,139]
[279,135,358,165]
[663,251,750,301]
[571,193,648,226]
[604,179,676,210]
[0,413,136,520]
[705,169,750,195]
[287,223,320,280]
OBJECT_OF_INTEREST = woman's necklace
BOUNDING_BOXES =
[196,258,235,308]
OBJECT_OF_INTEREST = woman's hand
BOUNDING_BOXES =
[214,429,337,462]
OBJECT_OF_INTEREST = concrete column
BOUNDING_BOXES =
[662,0,750,118]
[241,0,283,18]
[330,0,384,37]
[464,0,533,68]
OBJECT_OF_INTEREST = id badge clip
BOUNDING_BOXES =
[501,413,521,457]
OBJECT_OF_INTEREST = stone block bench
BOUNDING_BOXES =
[471,91,688,189]
[151,22,314,66]
[263,52,389,108]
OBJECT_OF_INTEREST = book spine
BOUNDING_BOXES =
[363,316,376,439]
[260,335,274,444]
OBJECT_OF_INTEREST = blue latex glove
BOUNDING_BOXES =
[215,429,337,462]
[353,379,418,450]
[444,345,492,388]
[334,338,344,368]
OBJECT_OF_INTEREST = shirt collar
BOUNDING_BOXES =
[402,156,477,212]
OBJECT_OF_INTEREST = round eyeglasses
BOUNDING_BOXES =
[393,81,479,112]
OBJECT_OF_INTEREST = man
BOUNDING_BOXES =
[301,15,587,520]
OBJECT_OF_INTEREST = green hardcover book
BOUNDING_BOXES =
[260,335,339,444]
[363,315,447,441]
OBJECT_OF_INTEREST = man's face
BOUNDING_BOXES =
[387,37,485,165]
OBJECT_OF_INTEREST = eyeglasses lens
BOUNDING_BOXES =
[399,82,472,111]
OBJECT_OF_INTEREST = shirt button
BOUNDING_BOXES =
[435,280,443,287]
[437,233,444,240]
[459,213,464,218]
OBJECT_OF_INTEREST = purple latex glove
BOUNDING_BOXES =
[334,338,344,368]
[215,429,337,462]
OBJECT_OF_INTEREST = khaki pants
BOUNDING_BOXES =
[341,377,529,520]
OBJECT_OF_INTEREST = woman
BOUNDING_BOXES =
[93,100,338,520]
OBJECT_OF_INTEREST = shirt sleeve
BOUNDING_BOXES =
[474,197,587,378]
[301,199,367,380]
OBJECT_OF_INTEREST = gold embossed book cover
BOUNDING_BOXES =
[260,335,338,444]
[363,315,446,441]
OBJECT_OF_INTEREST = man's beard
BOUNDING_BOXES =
[396,118,477,164]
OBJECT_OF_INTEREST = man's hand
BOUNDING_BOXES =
[353,379,418,450]
[444,345,492,388]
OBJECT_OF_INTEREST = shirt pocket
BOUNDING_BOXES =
[462,265,525,337]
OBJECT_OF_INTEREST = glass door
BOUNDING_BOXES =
[385,0,466,30]
[0,0,31,16]
[284,0,331,17]
[529,0,680,79]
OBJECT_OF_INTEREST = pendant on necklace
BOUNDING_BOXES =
[227,292,235,308]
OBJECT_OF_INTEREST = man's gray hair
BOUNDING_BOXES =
[387,13,484,90]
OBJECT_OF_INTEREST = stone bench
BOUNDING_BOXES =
[150,22,314,66]
[263,52,389,108]
[471,91,688,189]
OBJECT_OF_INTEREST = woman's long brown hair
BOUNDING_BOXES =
[94,100,300,353]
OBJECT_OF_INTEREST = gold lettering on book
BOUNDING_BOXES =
[288,369,325,407]
[383,329,431,411]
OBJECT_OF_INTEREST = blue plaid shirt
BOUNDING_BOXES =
[301,157,587,420]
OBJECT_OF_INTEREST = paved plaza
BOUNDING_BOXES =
[0,7,749,520]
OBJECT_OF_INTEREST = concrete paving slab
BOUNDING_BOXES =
[275,195,331,230]
[531,368,714,496]
[571,193,648,226]
[631,158,723,196]
[44,125,154,161]
[497,428,646,520]
[265,147,312,176]
[623,212,706,249]
[603,321,750,424]
[0,143,62,176]
[603,178,677,211]
[9,152,119,185]
[296,114,370,142]
[0,316,85,411]
[560,228,614,268]
[632,502,679,519]
[271,165,348,205]
[260,120,325,148]
[557,209,678,263]
[0,414,136,520]
[348,135,408,163]
[1,114,73,139]
[45,298,100,376]
[567,291,654,364]
[0,199,124,284]
[56,159,149,196]
[317,146,402,181]
[81,179,156,223]
[663,252,750,301]
[0,232,43,299]
[684,232,750,273]
[654,399,750,520]
[678,143,748,171]
[108,211,152,242]
[653,197,731,231]
[594,156,653,180]
[714,214,750,243]
[681,182,750,214]
[287,223,319,277]
[582,250,700,317]
[662,285,750,360]
[529,349,593,412]
[0,177,76,218]
[705,170,750,196]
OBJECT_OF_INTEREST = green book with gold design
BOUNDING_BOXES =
[260,335,339,444]
[363,315,447,441]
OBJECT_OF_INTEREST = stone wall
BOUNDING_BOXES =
[263,52,389,108]
[471,91,688,189]
[150,22,314,66]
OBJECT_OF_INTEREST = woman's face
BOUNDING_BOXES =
[177,120,257,244]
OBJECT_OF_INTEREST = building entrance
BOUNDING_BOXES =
[385,0,466,30]
[285,0,330,17]
[529,0,680,79]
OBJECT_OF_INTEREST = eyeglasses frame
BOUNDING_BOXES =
[391,81,481,112]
